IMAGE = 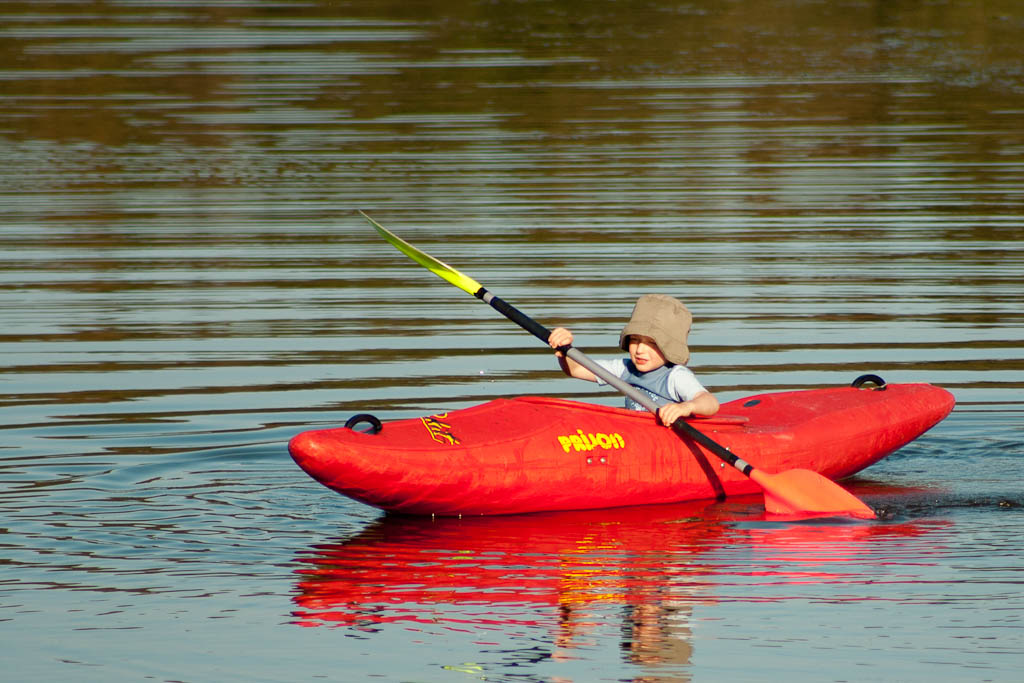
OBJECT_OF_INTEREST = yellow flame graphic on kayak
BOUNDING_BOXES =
[421,414,460,446]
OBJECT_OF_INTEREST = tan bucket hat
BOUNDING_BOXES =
[618,294,692,365]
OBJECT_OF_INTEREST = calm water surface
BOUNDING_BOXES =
[2,1,1023,681]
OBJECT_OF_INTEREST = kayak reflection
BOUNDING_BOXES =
[292,501,730,650]
[291,499,935,670]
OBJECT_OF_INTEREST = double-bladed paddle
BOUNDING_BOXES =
[361,211,876,520]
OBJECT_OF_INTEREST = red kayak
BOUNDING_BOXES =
[289,378,954,516]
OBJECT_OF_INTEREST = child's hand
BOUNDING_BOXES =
[658,401,695,426]
[548,327,573,356]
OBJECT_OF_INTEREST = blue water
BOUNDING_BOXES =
[2,1,1023,681]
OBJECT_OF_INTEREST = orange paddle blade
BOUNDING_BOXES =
[751,468,877,520]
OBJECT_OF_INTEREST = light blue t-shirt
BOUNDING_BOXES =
[594,359,708,411]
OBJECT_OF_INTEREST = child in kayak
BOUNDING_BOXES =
[549,294,719,425]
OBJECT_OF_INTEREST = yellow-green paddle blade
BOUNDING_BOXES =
[359,211,483,296]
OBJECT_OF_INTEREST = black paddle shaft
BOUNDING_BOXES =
[475,287,751,475]
[476,288,552,343]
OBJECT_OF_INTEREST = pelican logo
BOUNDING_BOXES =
[421,413,460,445]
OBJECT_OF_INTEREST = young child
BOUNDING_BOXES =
[549,294,719,425]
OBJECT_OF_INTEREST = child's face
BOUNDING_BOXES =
[627,335,667,373]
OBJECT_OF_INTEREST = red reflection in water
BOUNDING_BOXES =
[292,500,732,645]
[291,498,937,662]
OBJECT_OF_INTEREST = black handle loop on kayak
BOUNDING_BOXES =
[851,374,887,390]
[344,413,383,434]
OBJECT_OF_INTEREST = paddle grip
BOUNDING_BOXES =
[672,421,746,471]
[477,290,552,344]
